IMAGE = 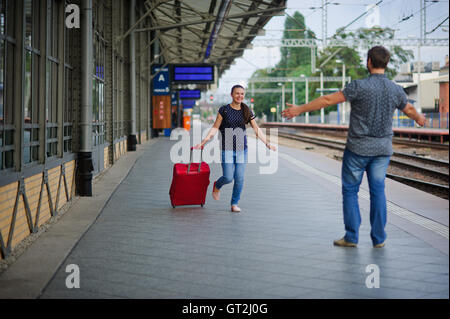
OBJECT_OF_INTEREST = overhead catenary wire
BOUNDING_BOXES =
[396,12,449,37]
[390,0,439,29]
[426,16,449,34]
[339,0,383,32]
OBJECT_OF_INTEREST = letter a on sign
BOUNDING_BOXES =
[158,74,165,82]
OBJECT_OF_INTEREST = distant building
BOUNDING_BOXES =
[394,60,443,113]
[438,55,449,114]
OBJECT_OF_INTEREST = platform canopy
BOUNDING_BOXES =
[135,0,286,79]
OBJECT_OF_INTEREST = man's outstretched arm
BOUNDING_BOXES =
[282,91,347,119]
[402,103,427,126]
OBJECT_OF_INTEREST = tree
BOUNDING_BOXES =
[332,27,414,79]
[250,12,316,118]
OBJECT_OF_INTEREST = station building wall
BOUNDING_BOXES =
[0,0,153,259]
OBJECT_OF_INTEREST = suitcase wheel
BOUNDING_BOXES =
[172,205,176,208]
[201,204,204,207]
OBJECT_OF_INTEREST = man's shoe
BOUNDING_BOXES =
[333,238,357,247]
[373,242,385,248]
[212,182,220,201]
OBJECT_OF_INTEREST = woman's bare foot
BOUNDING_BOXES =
[231,205,241,212]
[212,181,220,200]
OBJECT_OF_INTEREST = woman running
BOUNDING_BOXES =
[194,85,276,212]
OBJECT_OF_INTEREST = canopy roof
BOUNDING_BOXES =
[138,0,286,80]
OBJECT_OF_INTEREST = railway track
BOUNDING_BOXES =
[392,138,449,150]
[277,131,449,199]
[262,123,449,150]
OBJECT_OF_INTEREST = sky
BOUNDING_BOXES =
[210,0,449,100]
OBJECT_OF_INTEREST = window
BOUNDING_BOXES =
[92,0,106,148]
[46,0,59,158]
[64,0,74,154]
[114,56,125,140]
[23,0,40,165]
[93,33,106,148]
[434,98,440,112]
[0,0,15,171]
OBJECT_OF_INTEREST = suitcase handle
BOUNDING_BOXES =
[188,146,204,173]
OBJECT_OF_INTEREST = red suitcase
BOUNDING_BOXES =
[169,147,210,208]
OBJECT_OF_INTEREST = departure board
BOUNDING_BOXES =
[172,64,214,84]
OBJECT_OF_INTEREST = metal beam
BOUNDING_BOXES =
[253,38,449,47]
[248,76,351,83]
[135,6,286,32]
[116,0,172,44]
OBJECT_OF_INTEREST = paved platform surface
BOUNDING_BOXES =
[1,134,448,299]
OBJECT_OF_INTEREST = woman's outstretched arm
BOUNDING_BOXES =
[249,119,277,151]
[193,113,223,149]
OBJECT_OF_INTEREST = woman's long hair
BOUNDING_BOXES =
[231,85,252,125]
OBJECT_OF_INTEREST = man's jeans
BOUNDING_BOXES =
[341,148,391,245]
[216,149,247,206]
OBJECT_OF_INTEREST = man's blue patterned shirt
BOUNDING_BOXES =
[342,73,408,156]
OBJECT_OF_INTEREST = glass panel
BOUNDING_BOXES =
[46,61,51,122]
[24,0,32,47]
[24,50,32,123]
[51,62,57,122]
[5,149,12,168]
[0,40,4,124]
[47,1,52,54]
[0,0,4,34]
[24,147,31,163]
[32,128,38,141]
[5,41,12,124]
[99,82,103,122]
[6,0,14,38]
[32,145,38,161]
[24,128,31,145]
[4,128,12,144]
[32,54,39,123]
[52,2,58,57]
[32,0,40,48]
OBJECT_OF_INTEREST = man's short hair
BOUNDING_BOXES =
[367,46,391,69]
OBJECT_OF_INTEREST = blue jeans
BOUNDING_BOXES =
[216,149,248,206]
[341,148,391,245]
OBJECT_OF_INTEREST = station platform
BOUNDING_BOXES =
[0,135,448,299]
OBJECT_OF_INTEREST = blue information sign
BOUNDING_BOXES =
[152,65,170,95]
[172,64,214,84]
[181,99,196,108]
[171,92,178,106]
[179,90,201,99]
